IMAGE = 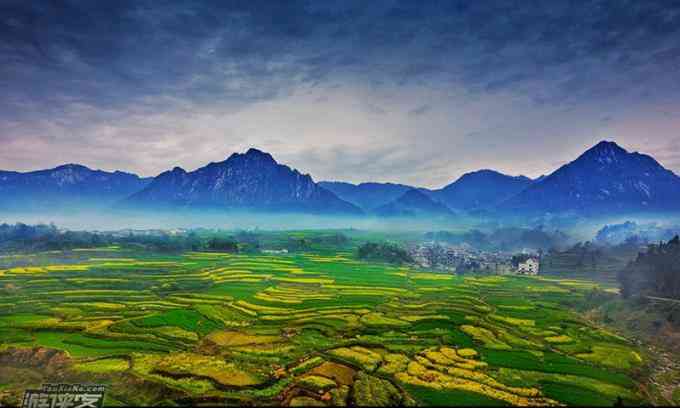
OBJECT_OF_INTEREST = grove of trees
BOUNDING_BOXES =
[619,236,680,300]
[0,223,239,253]
[357,242,413,265]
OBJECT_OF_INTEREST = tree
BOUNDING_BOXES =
[207,237,239,253]
[619,235,680,299]
[286,238,312,252]
[357,242,413,265]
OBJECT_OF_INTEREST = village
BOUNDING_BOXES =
[83,227,542,276]
[408,241,540,276]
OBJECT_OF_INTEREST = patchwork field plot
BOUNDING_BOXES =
[0,245,645,406]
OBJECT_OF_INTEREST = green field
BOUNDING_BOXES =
[0,234,646,406]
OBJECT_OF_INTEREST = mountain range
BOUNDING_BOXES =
[319,170,533,214]
[0,164,150,211]
[1,141,679,218]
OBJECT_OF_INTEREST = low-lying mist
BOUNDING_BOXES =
[3,208,680,245]
[0,209,481,233]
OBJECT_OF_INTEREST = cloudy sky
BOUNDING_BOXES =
[1,0,679,188]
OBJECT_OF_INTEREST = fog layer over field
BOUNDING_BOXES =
[2,209,680,241]
[0,210,478,232]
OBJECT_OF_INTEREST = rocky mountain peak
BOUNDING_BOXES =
[54,163,90,171]
[122,148,361,214]
[578,140,629,164]
[222,148,278,166]
[498,140,680,215]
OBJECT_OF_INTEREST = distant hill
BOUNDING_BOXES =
[121,148,362,214]
[0,164,150,211]
[430,169,533,211]
[320,170,533,213]
[318,181,416,211]
[374,189,453,217]
[594,221,680,245]
[425,227,572,252]
[498,141,680,215]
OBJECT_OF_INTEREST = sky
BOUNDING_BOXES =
[1,0,680,188]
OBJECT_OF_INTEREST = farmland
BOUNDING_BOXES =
[0,232,646,406]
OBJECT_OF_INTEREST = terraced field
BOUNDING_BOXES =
[0,245,645,406]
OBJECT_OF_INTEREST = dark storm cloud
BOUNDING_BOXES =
[3,0,679,115]
[1,0,680,184]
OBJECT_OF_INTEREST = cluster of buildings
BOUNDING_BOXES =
[408,242,540,276]
[516,257,540,275]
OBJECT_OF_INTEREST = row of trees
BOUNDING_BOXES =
[0,223,353,255]
[0,223,242,253]
[0,223,110,251]
[619,236,680,299]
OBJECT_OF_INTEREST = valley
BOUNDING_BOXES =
[4,1,680,405]
[0,232,650,406]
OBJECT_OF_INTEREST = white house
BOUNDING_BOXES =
[517,258,539,275]
[262,249,289,254]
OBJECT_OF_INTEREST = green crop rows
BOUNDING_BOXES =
[0,236,645,406]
